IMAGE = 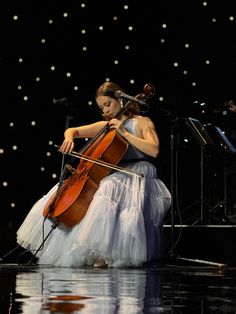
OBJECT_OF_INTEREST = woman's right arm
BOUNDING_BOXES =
[60,121,107,154]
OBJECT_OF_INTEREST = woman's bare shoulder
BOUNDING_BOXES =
[135,115,154,125]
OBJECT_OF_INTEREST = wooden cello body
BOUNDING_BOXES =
[43,83,155,227]
[43,129,128,227]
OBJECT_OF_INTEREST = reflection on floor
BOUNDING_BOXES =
[1,261,236,313]
[1,224,236,313]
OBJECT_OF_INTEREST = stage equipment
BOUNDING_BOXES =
[205,124,236,219]
[206,124,236,154]
[184,117,216,224]
[183,118,236,224]
[166,115,226,267]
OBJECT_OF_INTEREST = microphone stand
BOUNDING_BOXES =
[1,100,75,264]
[169,114,177,260]
[26,97,77,264]
[26,161,70,265]
[0,165,68,264]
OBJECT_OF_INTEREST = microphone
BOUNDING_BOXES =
[53,97,68,106]
[114,90,147,106]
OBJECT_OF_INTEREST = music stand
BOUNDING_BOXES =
[185,117,215,146]
[166,116,226,267]
[185,117,215,224]
[205,124,236,218]
[206,125,236,154]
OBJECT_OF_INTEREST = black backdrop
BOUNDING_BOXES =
[1,0,236,229]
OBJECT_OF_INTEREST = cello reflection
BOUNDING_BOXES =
[13,267,163,313]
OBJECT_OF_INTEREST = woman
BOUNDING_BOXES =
[17,81,171,268]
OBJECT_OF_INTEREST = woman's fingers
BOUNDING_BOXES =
[60,140,74,154]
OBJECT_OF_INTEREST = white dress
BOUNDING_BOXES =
[17,118,171,267]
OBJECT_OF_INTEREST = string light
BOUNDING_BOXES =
[1,1,235,225]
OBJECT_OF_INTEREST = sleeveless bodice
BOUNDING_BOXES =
[121,117,150,161]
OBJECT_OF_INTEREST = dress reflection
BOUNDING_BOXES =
[14,267,163,313]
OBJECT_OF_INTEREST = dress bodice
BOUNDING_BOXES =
[122,117,150,161]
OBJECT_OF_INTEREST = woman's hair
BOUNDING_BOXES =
[95,81,140,120]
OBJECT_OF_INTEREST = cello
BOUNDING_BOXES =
[43,83,155,227]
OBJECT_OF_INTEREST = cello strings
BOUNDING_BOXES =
[54,145,144,178]
[68,151,144,178]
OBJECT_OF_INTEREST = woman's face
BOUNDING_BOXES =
[96,96,121,119]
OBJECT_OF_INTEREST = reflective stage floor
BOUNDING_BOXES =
[1,262,236,313]
[1,224,236,313]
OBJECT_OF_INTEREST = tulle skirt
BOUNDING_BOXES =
[17,161,171,268]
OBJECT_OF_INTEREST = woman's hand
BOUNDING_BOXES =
[108,118,127,135]
[59,137,75,154]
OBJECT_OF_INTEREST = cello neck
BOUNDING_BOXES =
[79,99,132,155]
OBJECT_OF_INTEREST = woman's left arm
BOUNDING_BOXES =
[113,116,160,158]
